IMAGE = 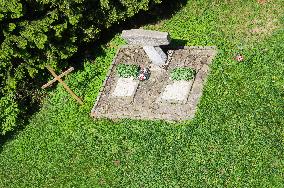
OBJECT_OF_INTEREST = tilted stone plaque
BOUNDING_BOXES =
[121,29,171,46]
[122,29,171,66]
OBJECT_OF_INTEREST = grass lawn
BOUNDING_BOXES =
[1,0,284,187]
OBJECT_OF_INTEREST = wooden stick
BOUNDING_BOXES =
[42,67,74,89]
[46,65,83,105]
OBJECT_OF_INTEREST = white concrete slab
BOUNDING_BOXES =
[159,80,193,104]
[112,77,139,97]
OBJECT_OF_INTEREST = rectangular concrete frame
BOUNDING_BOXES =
[91,45,217,121]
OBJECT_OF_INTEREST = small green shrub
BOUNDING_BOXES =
[116,63,140,78]
[170,67,196,81]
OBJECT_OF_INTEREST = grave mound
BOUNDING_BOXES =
[91,29,217,121]
[91,45,216,121]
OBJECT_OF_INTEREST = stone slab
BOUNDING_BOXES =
[158,80,193,104]
[122,29,171,46]
[111,77,139,98]
[143,46,167,66]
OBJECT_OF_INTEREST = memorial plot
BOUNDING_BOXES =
[91,29,217,121]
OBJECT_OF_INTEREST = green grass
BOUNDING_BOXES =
[1,0,284,187]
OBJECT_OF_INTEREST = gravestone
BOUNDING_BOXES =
[121,29,171,66]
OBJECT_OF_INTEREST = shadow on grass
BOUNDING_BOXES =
[55,0,189,88]
[162,39,190,51]
[0,0,188,153]
[170,39,189,47]
[96,0,187,45]
[69,0,188,69]
[0,77,45,153]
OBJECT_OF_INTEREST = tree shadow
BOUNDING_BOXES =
[0,0,188,152]
[70,0,188,70]
[0,76,46,153]
[170,39,190,48]
[161,39,190,51]
[97,0,187,44]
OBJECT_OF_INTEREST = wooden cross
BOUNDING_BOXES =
[42,65,83,105]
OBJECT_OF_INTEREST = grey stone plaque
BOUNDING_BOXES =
[121,29,171,46]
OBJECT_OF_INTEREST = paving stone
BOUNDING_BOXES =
[159,80,193,104]
[111,77,139,97]
[121,29,171,46]
[143,46,167,66]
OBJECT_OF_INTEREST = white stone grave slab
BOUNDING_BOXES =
[112,77,139,97]
[159,80,193,104]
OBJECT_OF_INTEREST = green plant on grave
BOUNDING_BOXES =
[170,67,196,81]
[116,63,140,78]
